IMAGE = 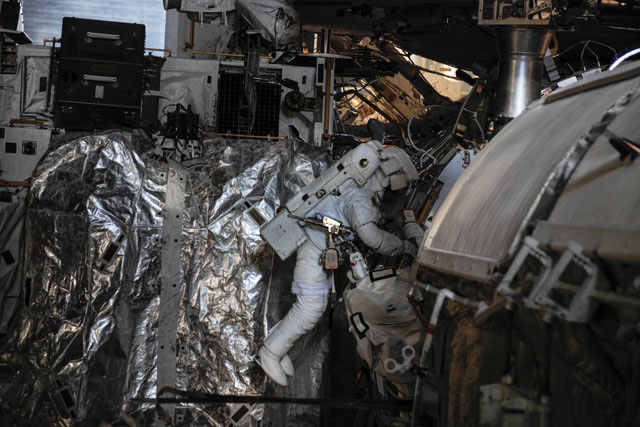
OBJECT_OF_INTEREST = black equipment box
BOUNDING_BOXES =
[56,58,143,107]
[54,18,146,130]
[60,17,145,64]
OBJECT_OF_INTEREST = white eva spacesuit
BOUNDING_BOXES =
[258,140,419,386]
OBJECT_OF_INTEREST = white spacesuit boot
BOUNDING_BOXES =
[259,293,329,386]
[263,320,296,377]
[280,354,295,376]
[258,345,288,386]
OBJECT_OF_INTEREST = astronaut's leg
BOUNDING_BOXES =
[259,241,330,386]
[264,294,329,355]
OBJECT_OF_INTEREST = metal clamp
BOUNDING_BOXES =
[384,345,416,374]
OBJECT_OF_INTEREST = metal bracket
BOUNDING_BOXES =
[496,236,552,307]
[529,241,597,322]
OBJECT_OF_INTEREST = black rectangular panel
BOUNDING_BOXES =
[53,103,139,130]
[55,58,143,108]
[60,17,145,64]
[216,73,281,137]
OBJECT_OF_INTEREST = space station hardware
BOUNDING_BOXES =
[480,383,550,427]
[0,125,51,182]
[477,0,552,26]
[59,18,145,63]
[527,241,598,322]
[54,18,145,130]
[346,250,368,284]
[0,0,32,74]
[260,140,381,260]
[311,53,338,144]
[152,56,324,155]
[0,45,52,125]
[452,75,493,147]
[236,0,300,49]
[141,55,166,133]
[288,213,351,270]
[279,62,326,143]
[158,103,203,160]
[493,27,553,120]
[413,63,640,426]
[384,345,415,375]
[0,198,24,338]
[158,57,218,128]
[401,208,425,246]
[163,0,235,13]
[495,235,553,308]
[344,268,422,396]
[0,0,21,32]
[488,236,637,323]
[17,45,53,118]
[477,0,553,122]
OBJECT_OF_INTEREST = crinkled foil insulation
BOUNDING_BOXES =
[0,131,330,426]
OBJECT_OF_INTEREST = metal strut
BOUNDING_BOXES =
[129,387,413,411]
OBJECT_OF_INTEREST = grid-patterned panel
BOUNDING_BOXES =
[216,73,281,137]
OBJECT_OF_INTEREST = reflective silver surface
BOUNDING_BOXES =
[494,26,552,119]
[0,131,330,425]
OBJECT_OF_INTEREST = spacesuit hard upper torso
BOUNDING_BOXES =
[292,174,407,295]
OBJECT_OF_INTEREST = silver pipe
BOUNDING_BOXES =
[494,26,553,119]
[322,29,331,54]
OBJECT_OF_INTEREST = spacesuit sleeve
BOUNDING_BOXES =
[343,188,415,256]
[355,222,415,256]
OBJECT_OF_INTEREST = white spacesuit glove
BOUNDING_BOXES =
[401,209,425,246]
[403,222,425,243]
[402,240,418,257]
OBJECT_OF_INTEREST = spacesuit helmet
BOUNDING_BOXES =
[370,146,418,200]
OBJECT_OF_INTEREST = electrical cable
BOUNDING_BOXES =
[554,39,617,59]
[580,41,601,71]
[337,77,381,104]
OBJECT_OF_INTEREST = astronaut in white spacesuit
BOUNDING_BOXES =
[258,140,419,386]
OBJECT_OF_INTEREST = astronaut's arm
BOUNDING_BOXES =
[354,222,417,257]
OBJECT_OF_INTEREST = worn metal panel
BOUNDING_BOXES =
[532,95,640,260]
[416,62,640,282]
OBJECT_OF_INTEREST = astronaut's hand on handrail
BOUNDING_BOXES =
[402,240,417,257]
